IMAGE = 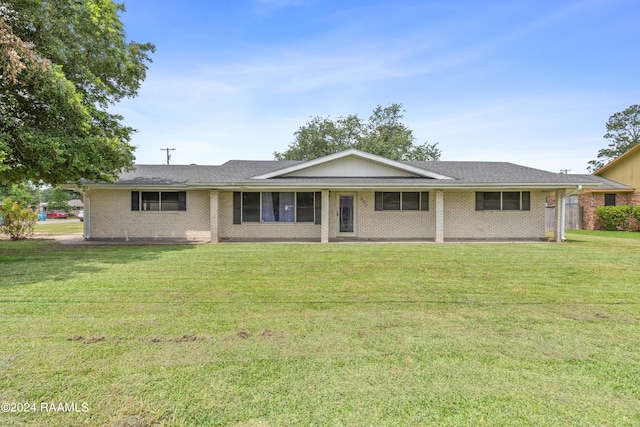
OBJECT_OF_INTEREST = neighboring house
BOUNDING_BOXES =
[68,149,596,243]
[577,144,640,230]
[68,199,84,211]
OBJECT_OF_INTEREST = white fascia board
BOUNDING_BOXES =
[251,149,454,180]
[212,182,595,191]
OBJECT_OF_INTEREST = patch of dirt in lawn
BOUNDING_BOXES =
[67,335,106,344]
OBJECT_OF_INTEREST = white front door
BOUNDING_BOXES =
[338,193,356,236]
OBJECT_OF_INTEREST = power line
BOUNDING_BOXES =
[160,148,176,165]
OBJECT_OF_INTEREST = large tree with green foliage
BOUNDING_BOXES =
[0,182,39,206]
[274,104,441,161]
[588,104,640,172]
[0,0,154,185]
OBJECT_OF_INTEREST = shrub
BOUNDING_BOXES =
[595,205,632,231]
[0,198,38,240]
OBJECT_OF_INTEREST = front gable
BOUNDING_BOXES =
[252,149,454,180]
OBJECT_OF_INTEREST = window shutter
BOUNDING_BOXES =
[178,191,187,211]
[131,191,140,211]
[233,192,241,224]
[375,192,383,211]
[420,192,429,211]
[475,192,484,211]
[314,192,322,224]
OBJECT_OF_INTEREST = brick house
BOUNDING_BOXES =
[69,149,595,243]
[577,144,640,230]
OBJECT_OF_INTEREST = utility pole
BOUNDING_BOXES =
[161,148,176,165]
[559,169,571,174]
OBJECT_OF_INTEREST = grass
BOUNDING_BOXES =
[33,220,83,234]
[0,233,639,426]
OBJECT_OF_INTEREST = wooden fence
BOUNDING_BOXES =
[545,205,582,231]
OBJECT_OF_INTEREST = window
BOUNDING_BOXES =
[476,192,530,211]
[604,193,616,206]
[242,192,260,222]
[131,191,186,211]
[142,192,159,211]
[402,192,420,210]
[262,192,294,222]
[296,192,315,222]
[502,192,521,210]
[375,192,429,211]
[382,192,400,210]
[233,192,321,223]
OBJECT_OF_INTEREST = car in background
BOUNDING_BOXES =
[78,210,84,221]
[46,210,69,219]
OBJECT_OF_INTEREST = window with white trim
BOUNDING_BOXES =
[131,191,186,211]
[475,191,530,211]
[374,192,429,211]
[233,192,321,224]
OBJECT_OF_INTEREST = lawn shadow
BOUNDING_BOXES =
[0,239,198,289]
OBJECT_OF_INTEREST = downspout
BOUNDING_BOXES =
[560,185,582,241]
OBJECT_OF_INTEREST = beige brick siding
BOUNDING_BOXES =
[345,191,435,239]
[88,189,548,241]
[88,189,211,241]
[442,191,546,239]
[217,191,321,240]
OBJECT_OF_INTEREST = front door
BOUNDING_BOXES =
[338,194,356,235]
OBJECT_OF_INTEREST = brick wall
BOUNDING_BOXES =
[89,189,549,242]
[217,191,321,241]
[88,189,211,241]
[441,191,547,239]
[350,191,435,239]
[579,192,640,230]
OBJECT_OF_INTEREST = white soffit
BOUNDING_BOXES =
[252,149,454,180]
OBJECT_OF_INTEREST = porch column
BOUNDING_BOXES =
[210,190,219,243]
[84,194,90,240]
[553,190,564,242]
[321,189,330,243]
[435,190,444,243]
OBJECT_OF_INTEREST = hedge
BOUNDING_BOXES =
[595,205,632,231]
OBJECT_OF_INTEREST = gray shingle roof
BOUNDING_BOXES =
[104,159,596,189]
[570,174,633,191]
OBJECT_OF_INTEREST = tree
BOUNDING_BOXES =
[274,104,441,161]
[0,0,155,185]
[45,187,72,211]
[0,182,39,207]
[588,105,640,172]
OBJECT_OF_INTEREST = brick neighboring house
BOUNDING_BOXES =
[66,149,596,243]
[577,144,640,230]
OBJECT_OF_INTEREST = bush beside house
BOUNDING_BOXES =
[0,199,38,240]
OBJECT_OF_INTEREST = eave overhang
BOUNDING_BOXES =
[78,181,597,192]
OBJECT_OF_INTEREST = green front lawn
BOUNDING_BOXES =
[0,234,639,426]
[33,220,84,234]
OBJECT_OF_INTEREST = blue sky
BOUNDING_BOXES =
[113,0,640,173]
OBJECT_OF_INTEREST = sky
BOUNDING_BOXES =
[113,0,640,174]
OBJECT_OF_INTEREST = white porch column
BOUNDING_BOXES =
[84,194,90,240]
[553,190,564,243]
[321,190,330,243]
[210,190,219,243]
[435,190,444,243]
